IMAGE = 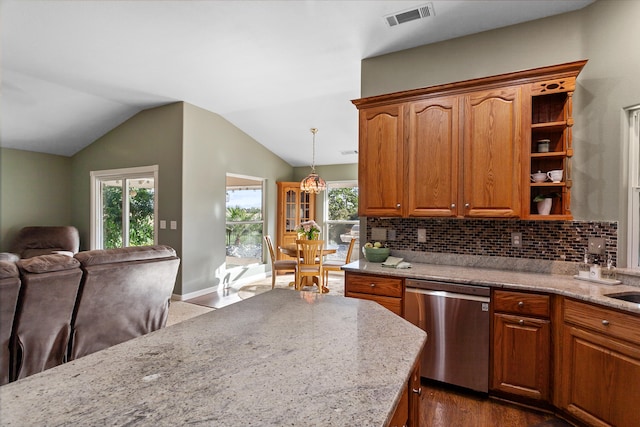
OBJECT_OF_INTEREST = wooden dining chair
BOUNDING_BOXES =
[295,239,325,292]
[323,237,356,286]
[264,235,297,289]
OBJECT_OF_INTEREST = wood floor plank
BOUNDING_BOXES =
[421,380,573,427]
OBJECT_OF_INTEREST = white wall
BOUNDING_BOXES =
[181,103,293,295]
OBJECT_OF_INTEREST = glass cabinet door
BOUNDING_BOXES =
[285,189,297,232]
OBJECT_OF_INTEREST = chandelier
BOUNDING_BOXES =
[300,127,326,193]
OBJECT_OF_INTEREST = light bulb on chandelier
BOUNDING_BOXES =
[300,127,326,193]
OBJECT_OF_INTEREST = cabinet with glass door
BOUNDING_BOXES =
[276,182,316,261]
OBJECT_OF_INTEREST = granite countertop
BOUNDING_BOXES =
[343,259,640,315]
[0,289,426,426]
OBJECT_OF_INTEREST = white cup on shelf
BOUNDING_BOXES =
[547,169,563,183]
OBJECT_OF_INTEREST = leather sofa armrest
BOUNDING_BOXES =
[0,260,19,279]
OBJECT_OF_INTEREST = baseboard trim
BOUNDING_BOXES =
[171,272,271,301]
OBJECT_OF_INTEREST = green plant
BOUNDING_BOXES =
[533,192,560,203]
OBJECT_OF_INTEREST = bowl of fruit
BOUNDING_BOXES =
[362,242,390,263]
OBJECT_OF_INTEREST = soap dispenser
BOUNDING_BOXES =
[578,249,590,278]
[590,255,602,280]
[601,254,617,281]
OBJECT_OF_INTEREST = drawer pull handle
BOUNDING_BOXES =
[451,203,456,209]
[370,283,376,288]
[518,301,524,308]
[396,203,401,208]
[412,387,422,396]
[518,319,525,325]
[602,320,610,326]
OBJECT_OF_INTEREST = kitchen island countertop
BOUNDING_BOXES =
[343,259,640,314]
[0,289,426,426]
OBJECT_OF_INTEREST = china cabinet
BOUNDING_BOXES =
[276,182,315,261]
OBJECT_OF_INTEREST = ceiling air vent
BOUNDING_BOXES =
[385,3,435,27]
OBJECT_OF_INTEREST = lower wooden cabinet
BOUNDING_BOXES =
[344,272,404,316]
[345,272,640,424]
[389,360,421,427]
[555,298,640,427]
[491,290,551,402]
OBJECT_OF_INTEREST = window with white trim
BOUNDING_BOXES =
[324,181,359,262]
[91,165,158,250]
[629,108,640,269]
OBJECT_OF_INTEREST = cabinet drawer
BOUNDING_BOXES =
[346,292,402,316]
[345,273,403,298]
[564,298,640,346]
[493,290,550,318]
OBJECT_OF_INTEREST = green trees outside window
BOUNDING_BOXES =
[102,185,154,249]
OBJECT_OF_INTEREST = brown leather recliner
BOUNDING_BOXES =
[11,226,80,259]
[0,260,21,385]
[69,245,180,361]
[12,254,83,380]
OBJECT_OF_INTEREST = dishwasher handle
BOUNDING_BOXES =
[406,286,490,303]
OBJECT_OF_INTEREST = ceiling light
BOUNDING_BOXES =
[300,128,326,194]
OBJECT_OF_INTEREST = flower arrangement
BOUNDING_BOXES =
[296,220,321,240]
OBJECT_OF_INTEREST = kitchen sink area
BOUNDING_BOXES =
[605,292,640,303]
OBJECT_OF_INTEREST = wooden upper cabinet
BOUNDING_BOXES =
[353,60,587,220]
[358,104,405,217]
[407,96,459,217]
[462,86,522,218]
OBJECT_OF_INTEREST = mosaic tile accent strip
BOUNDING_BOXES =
[366,218,618,265]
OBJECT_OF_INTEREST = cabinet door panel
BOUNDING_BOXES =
[492,314,550,401]
[463,87,522,217]
[407,96,459,217]
[359,105,404,216]
[559,324,640,427]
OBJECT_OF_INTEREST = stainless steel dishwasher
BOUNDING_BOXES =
[404,279,490,393]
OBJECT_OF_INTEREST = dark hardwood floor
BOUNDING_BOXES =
[420,380,572,427]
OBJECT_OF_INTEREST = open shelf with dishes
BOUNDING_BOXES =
[526,77,580,219]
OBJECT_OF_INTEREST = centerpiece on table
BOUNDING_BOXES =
[296,220,321,240]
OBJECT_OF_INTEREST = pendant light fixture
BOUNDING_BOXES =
[300,127,326,193]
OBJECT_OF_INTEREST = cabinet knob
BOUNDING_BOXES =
[518,301,524,308]
[465,203,470,208]
[396,203,401,208]
[412,387,422,396]
[451,203,456,209]
[518,319,525,325]
[370,283,376,288]
[602,320,610,326]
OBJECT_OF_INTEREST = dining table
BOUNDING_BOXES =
[279,243,337,293]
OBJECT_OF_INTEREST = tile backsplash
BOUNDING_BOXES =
[366,218,618,265]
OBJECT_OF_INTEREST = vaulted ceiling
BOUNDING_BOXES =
[1,0,594,166]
